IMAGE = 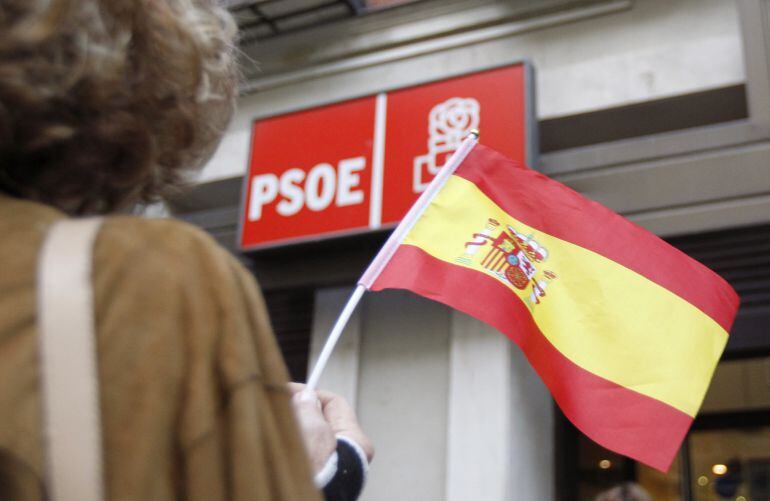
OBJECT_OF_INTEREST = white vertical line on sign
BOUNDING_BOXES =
[369,92,387,229]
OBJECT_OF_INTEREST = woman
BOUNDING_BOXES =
[0,0,370,499]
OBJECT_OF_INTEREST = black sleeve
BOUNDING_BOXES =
[322,439,366,501]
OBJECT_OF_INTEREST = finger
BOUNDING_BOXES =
[287,382,307,394]
[308,389,355,425]
[314,388,351,411]
[317,392,355,423]
[311,390,374,462]
[292,388,321,411]
[308,389,353,422]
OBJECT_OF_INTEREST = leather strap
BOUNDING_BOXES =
[37,218,105,501]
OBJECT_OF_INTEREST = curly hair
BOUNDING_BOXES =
[0,0,237,214]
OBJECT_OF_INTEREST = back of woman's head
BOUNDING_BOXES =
[0,0,237,215]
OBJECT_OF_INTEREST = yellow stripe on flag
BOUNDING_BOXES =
[404,176,728,417]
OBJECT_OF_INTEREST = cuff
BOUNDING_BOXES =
[335,435,370,475]
[313,451,339,488]
[319,436,369,500]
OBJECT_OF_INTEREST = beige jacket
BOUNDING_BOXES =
[0,194,320,500]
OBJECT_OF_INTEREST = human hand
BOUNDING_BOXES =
[291,388,337,475]
[289,383,374,464]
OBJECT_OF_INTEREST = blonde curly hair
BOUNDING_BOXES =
[0,0,238,214]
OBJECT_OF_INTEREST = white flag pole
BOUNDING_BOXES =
[305,284,366,391]
[305,131,479,391]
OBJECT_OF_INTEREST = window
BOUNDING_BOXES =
[559,356,770,501]
[262,287,316,381]
[690,426,770,501]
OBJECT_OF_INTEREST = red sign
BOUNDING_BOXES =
[240,63,535,250]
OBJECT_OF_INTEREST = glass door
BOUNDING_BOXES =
[560,355,770,501]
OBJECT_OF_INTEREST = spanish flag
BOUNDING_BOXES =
[360,139,739,471]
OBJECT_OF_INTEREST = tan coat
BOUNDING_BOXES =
[0,194,320,501]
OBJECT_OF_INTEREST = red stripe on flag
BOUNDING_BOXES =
[454,145,739,333]
[372,244,692,471]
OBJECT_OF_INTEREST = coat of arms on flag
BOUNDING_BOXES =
[456,218,557,310]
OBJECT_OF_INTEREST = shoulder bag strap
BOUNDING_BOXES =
[37,218,106,501]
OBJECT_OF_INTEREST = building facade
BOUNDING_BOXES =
[172,1,770,499]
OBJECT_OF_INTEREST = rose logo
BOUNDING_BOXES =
[413,97,480,193]
[431,98,480,140]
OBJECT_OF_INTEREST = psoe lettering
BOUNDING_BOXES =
[248,156,366,221]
